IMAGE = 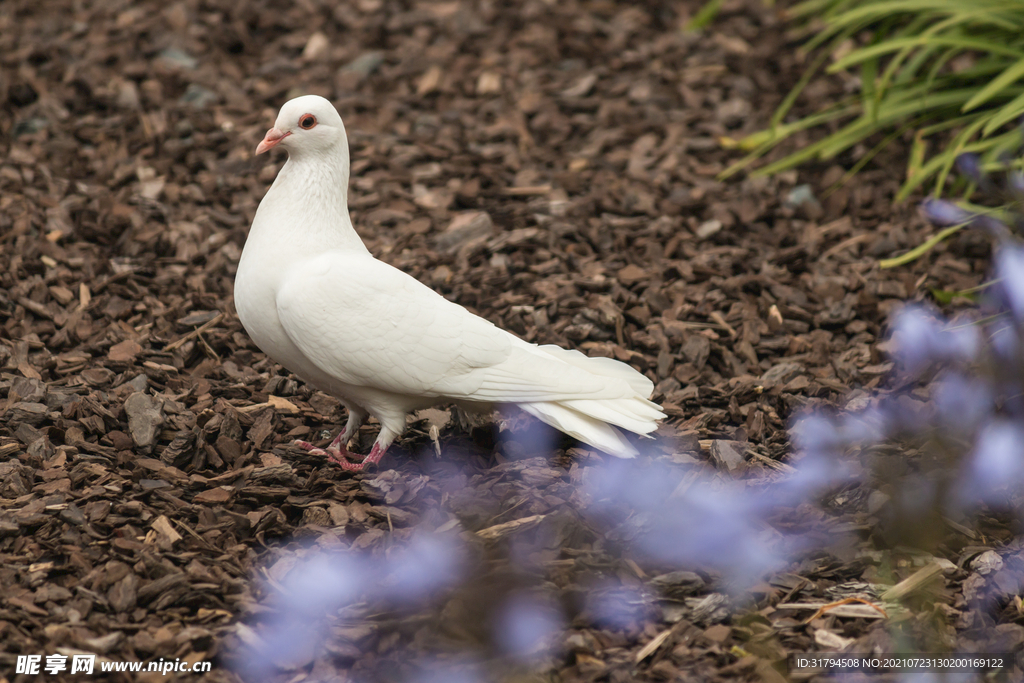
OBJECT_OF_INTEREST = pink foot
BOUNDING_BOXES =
[293,439,352,464]
[293,438,388,472]
[332,443,389,472]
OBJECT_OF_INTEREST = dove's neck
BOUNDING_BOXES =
[250,151,369,255]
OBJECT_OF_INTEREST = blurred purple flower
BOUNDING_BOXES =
[890,306,945,373]
[582,582,649,630]
[237,534,466,681]
[890,305,980,374]
[882,394,933,435]
[973,214,1013,240]
[955,153,987,188]
[790,414,848,456]
[588,448,856,589]
[237,552,370,679]
[383,533,465,602]
[586,458,683,510]
[276,552,368,617]
[994,244,1024,321]
[405,665,483,683]
[839,406,890,444]
[965,421,1024,502]
[498,405,561,457]
[642,493,786,581]
[780,445,861,503]
[494,593,565,662]
[933,373,992,433]
[990,322,1019,364]
[919,197,973,226]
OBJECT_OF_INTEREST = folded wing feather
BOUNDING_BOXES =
[275,251,663,456]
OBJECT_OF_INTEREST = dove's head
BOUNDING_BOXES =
[256,95,348,159]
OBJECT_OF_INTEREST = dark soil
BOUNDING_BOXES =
[1,0,1019,681]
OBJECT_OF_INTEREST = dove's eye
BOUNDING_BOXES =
[299,114,317,130]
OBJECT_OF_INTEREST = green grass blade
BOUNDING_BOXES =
[860,55,879,118]
[771,30,855,128]
[829,36,1024,72]
[719,105,861,179]
[895,129,1021,200]
[683,0,724,31]
[879,223,967,268]
[931,116,990,194]
[825,120,921,195]
[729,0,1024,205]
[962,58,1024,111]
[981,90,1024,135]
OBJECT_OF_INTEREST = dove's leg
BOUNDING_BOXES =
[330,416,403,471]
[295,406,367,463]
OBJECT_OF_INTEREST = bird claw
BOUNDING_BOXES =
[292,438,376,471]
[333,456,373,472]
[293,439,351,460]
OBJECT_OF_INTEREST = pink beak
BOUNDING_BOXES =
[256,128,291,155]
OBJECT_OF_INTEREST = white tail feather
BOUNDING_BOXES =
[506,337,665,457]
[559,397,663,435]
[519,401,639,458]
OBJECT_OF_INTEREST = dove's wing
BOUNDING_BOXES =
[274,251,637,403]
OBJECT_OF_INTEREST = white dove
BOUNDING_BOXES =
[235,95,665,471]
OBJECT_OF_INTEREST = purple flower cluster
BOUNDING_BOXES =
[234,532,469,681]
[798,153,1024,518]
[584,455,853,589]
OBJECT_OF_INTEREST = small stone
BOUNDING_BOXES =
[784,184,815,208]
[124,393,165,448]
[417,65,443,95]
[302,31,329,60]
[116,79,140,109]
[695,219,722,239]
[126,374,149,393]
[157,47,197,70]
[433,211,494,254]
[972,550,1003,575]
[784,184,823,219]
[718,98,751,126]
[476,71,502,94]
[760,362,804,388]
[83,632,123,654]
[867,490,890,515]
[179,83,218,108]
[342,51,384,77]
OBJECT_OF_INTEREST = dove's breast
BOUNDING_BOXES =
[234,230,331,391]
